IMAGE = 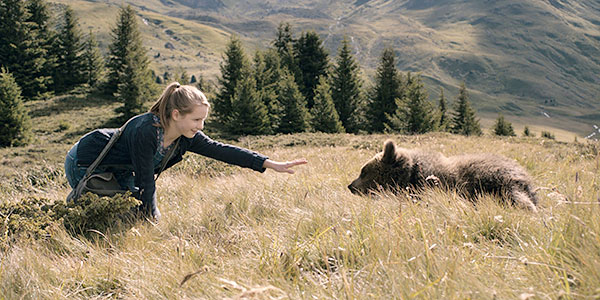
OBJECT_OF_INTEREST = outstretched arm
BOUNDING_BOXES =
[263,159,308,174]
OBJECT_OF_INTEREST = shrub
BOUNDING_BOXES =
[523,126,534,137]
[0,192,141,250]
[493,114,516,136]
[53,192,141,234]
[57,120,71,132]
[0,197,58,248]
[541,131,555,140]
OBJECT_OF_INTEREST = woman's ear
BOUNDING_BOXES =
[171,109,181,121]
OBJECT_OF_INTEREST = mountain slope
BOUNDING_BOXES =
[51,0,600,135]
[336,0,600,133]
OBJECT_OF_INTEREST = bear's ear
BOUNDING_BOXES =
[382,140,396,165]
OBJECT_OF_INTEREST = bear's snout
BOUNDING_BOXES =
[348,178,363,194]
[348,183,358,194]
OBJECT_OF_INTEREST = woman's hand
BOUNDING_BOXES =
[263,159,308,174]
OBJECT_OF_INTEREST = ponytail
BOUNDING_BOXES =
[150,82,209,128]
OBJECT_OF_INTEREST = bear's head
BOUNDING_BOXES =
[348,140,413,195]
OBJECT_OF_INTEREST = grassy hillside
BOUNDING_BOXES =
[48,0,600,136]
[49,0,243,81]
[1,91,599,298]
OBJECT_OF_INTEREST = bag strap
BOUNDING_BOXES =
[82,117,135,180]
[81,116,179,184]
[154,137,180,181]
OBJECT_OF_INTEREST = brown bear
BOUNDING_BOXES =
[348,140,538,211]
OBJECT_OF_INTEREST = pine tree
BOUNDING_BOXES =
[213,36,249,132]
[107,5,152,119]
[106,5,151,99]
[261,50,285,90]
[228,76,270,136]
[0,0,50,99]
[0,69,31,147]
[115,53,147,118]
[366,47,403,132]
[493,114,516,136]
[194,73,213,94]
[81,30,105,88]
[273,22,293,56]
[451,82,482,136]
[253,50,283,134]
[386,73,436,134]
[437,88,451,131]
[54,5,85,92]
[294,31,329,109]
[277,70,309,134]
[310,76,344,133]
[26,0,53,48]
[331,37,364,133]
[175,67,189,84]
[272,22,298,76]
[523,126,534,137]
[26,0,55,97]
[253,51,268,92]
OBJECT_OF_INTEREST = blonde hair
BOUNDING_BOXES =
[150,82,210,128]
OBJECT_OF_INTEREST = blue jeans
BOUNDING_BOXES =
[64,142,137,192]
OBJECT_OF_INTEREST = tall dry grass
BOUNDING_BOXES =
[1,133,599,299]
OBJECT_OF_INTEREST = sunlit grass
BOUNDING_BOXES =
[1,90,599,299]
[1,130,599,298]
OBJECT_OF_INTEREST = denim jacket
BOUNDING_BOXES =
[76,112,268,208]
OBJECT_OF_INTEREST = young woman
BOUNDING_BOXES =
[65,82,307,221]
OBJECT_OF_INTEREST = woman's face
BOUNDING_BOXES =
[172,105,209,138]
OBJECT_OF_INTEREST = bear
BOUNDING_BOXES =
[348,140,538,211]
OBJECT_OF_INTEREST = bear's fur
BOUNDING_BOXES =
[348,140,538,211]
